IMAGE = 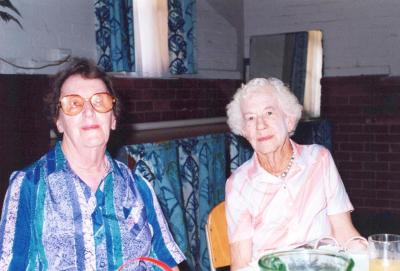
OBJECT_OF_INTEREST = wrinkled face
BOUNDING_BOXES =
[241,86,293,155]
[56,74,116,150]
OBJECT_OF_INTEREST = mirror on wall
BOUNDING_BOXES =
[247,30,323,118]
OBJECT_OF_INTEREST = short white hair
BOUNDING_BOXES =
[226,77,303,136]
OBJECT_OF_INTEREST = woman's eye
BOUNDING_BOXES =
[71,100,81,107]
[245,116,255,121]
[266,111,273,116]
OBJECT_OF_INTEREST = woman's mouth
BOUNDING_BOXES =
[82,124,100,130]
[258,135,273,141]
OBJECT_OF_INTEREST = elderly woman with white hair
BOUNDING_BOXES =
[225,77,362,270]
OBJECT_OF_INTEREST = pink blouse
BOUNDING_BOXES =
[225,140,353,259]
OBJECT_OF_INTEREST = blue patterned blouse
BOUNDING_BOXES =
[0,142,185,270]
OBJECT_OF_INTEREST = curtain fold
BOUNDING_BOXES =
[168,0,196,74]
[95,0,135,72]
[118,134,226,270]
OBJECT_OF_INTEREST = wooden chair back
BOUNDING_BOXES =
[206,201,231,270]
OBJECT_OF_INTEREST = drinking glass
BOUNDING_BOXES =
[368,233,400,271]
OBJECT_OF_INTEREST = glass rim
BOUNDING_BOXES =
[258,248,354,268]
[368,233,400,243]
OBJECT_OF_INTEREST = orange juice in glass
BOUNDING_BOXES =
[368,234,400,271]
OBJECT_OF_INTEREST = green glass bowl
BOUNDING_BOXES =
[258,249,354,271]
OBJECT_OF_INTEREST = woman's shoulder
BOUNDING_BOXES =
[294,141,331,157]
[226,155,256,187]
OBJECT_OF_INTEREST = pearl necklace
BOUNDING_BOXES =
[277,152,295,178]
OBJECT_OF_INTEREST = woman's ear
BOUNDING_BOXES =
[286,115,296,134]
[56,119,64,133]
[111,114,117,130]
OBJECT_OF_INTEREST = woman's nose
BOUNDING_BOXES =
[82,101,95,117]
[256,115,266,129]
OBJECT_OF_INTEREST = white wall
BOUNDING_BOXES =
[0,0,96,74]
[0,0,243,79]
[195,0,243,79]
[244,0,400,77]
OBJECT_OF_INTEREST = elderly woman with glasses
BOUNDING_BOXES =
[0,58,185,270]
[225,78,363,270]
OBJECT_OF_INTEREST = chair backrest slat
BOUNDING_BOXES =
[206,201,231,270]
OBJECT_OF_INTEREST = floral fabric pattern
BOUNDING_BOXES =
[95,0,135,72]
[168,0,196,74]
[0,142,184,270]
[118,134,226,270]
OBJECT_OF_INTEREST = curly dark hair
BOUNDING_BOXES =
[44,57,121,126]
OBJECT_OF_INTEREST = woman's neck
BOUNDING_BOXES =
[61,141,109,191]
[258,138,294,177]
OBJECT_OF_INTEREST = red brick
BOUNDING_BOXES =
[349,134,374,142]
[390,199,400,209]
[333,134,350,142]
[375,134,400,143]
[159,89,176,99]
[349,96,372,105]
[140,89,159,100]
[338,124,364,133]
[390,125,400,133]
[390,144,400,152]
[134,79,152,88]
[153,100,171,111]
[161,111,177,121]
[349,197,365,208]
[364,199,391,208]
[345,179,364,189]
[365,143,389,152]
[389,163,400,171]
[181,79,199,88]
[351,172,375,180]
[377,153,400,161]
[339,143,364,151]
[170,100,185,110]
[175,89,191,99]
[151,79,168,88]
[332,96,349,105]
[388,182,400,190]
[351,152,376,161]
[382,190,400,200]
[350,188,377,198]
[363,162,389,171]
[144,112,161,122]
[168,79,184,89]
[135,101,153,112]
[365,125,389,133]
[337,161,363,171]
[333,151,350,161]
[377,172,400,181]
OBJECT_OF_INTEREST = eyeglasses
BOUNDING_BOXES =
[59,92,116,116]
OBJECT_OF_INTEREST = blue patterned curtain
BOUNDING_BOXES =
[168,0,196,74]
[226,133,253,173]
[94,0,135,72]
[117,134,226,270]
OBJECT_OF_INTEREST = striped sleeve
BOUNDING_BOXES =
[0,171,35,270]
[134,174,185,267]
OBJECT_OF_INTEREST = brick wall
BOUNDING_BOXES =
[113,78,239,124]
[321,75,400,215]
